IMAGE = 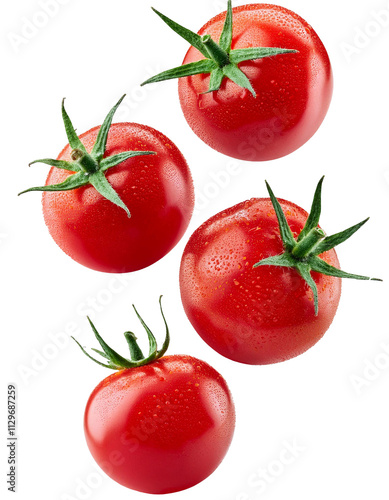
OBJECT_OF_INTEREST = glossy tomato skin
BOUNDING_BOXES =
[84,355,235,494]
[42,123,194,273]
[180,199,341,365]
[179,4,333,161]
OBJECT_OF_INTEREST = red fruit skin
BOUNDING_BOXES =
[42,123,194,273]
[180,198,341,365]
[84,355,235,494]
[178,4,333,161]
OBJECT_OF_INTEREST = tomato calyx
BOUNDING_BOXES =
[72,296,170,370]
[18,95,156,218]
[254,177,382,315]
[141,0,297,96]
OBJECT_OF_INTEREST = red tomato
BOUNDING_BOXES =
[151,3,333,161]
[180,197,341,364]
[20,97,194,273]
[84,355,235,494]
[43,122,194,273]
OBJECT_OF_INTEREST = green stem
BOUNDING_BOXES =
[71,149,99,174]
[292,228,326,259]
[202,35,230,66]
[124,332,145,361]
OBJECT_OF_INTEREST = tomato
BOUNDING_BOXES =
[143,2,333,161]
[85,355,235,494]
[180,179,379,364]
[75,298,235,494]
[20,96,194,273]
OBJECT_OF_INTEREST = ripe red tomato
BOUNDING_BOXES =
[21,97,194,273]
[180,4,332,161]
[44,123,194,272]
[76,298,235,494]
[85,355,235,494]
[144,2,333,161]
[180,180,378,364]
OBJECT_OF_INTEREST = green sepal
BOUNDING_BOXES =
[309,256,382,282]
[229,47,298,64]
[296,262,319,315]
[29,158,80,172]
[73,296,170,371]
[313,218,369,255]
[91,348,110,360]
[130,297,170,359]
[132,303,158,356]
[219,0,233,52]
[156,295,170,359]
[92,95,126,161]
[265,180,296,251]
[297,176,324,241]
[223,64,256,96]
[142,1,297,94]
[89,171,131,218]
[87,317,137,369]
[151,7,209,58]
[62,99,87,153]
[20,96,157,217]
[253,178,382,315]
[141,60,216,86]
[205,67,225,93]
[72,337,118,369]
[100,151,156,172]
[253,253,295,269]
[18,171,89,195]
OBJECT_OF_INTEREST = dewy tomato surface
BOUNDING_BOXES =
[77,299,236,495]
[180,197,341,365]
[180,177,380,365]
[179,4,332,160]
[144,2,333,161]
[84,355,235,494]
[43,123,194,273]
[21,97,195,273]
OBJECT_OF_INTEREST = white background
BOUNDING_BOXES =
[2,0,389,498]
